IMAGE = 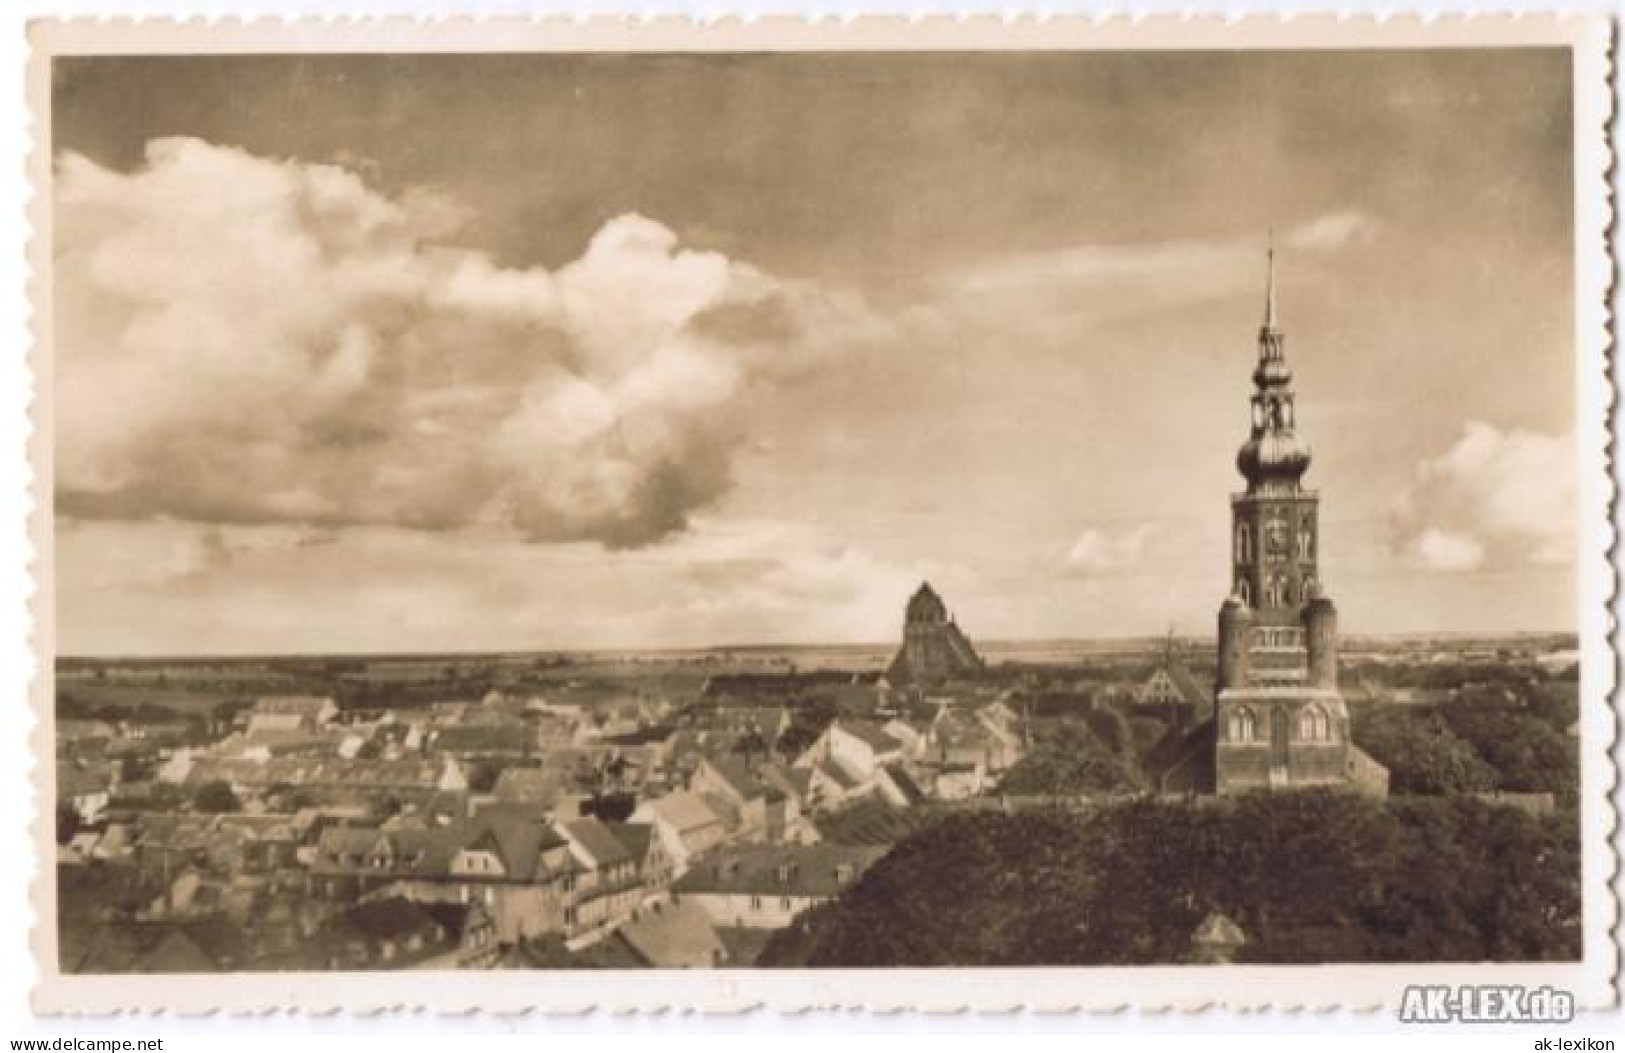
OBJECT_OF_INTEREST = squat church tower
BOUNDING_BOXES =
[887,582,985,689]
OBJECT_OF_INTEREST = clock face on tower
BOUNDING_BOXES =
[1264,516,1290,560]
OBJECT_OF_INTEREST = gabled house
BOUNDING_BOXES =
[310,896,492,970]
[557,816,643,944]
[214,815,300,875]
[182,754,467,803]
[606,821,673,893]
[793,719,926,812]
[914,703,1027,795]
[436,816,581,944]
[490,766,574,811]
[795,720,905,785]
[688,755,809,844]
[132,814,219,882]
[428,723,534,761]
[629,790,728,875]
[615,899,728,968]
[1134,663,1213,708]
[671,843,886,930]
[308,824,460,902]
[59,763,114,825]
[245,696,338,734]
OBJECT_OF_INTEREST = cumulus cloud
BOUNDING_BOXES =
[1406,528,1487,573]
[1064,524,1153,575]
[55,515,923,653]
[1390,422,1576,573]
[945,212,1378,333]
[55,137,880,548]
[1284,210,1378,252]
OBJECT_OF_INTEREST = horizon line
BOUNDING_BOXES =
[53,627,1580,664]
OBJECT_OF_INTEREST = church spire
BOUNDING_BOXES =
[1237,237,1311,491]
[1263,231,1278,331]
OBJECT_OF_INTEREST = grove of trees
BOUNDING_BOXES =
[1351,697,1578,795]
[997,717,1143,796]
[761,791,1580,967]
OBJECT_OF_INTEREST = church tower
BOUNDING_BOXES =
[886,582,985,689]
[1210,245,1385,795]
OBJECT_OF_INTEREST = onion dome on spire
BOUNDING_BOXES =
[1236,238,1313,489]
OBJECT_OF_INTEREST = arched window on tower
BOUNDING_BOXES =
[1236,578,1251,605]
[1228,707,1257,744]
[1236,524,1252,564]
[1298,706,1332,743]
[1300,517,1315,560]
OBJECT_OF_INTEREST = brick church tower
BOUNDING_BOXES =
[886,582,985,688]
[1211,246,1384,794]
[1151,246,1386,796]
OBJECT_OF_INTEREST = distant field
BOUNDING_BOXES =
[53,629,1579,721]
[53,682,257,714]
[56,629,1577,671]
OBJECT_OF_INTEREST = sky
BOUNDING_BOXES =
[50,50,1579,655]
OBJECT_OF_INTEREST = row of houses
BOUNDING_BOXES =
[59,687,1035,971]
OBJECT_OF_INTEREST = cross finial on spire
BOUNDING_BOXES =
[1263,229,1277,330]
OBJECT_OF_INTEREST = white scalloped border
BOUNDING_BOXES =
[19,11,1618,1018]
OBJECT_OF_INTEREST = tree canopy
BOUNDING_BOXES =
[997,716,1143,796]
[1352,708,1498,795]
[191,780,241,814]
[760,792,1580,967]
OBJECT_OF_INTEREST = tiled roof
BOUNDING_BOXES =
[672,843,886,898]
[813,800,941,847]
[617,900,725,968]
[467,815,568,881]
[816,760,861,791]
[58,720,116,740]
[186,755,447,791]
[836,720,904,753]
[880,762,927,806]
[645,790,723,833]
[605,822,656,863]
[59,765,112,798]
[253,696,334,717]
[1192,911,1246,947]
[432,724,528,754]
[492,767,569,803]
[700,756,792,804]
[560,816,633,869]
[342,896,442,940]
[311,824,461,879]
[1167,665,1214,707]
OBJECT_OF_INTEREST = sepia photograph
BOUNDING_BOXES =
[26,16,1614,1016]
